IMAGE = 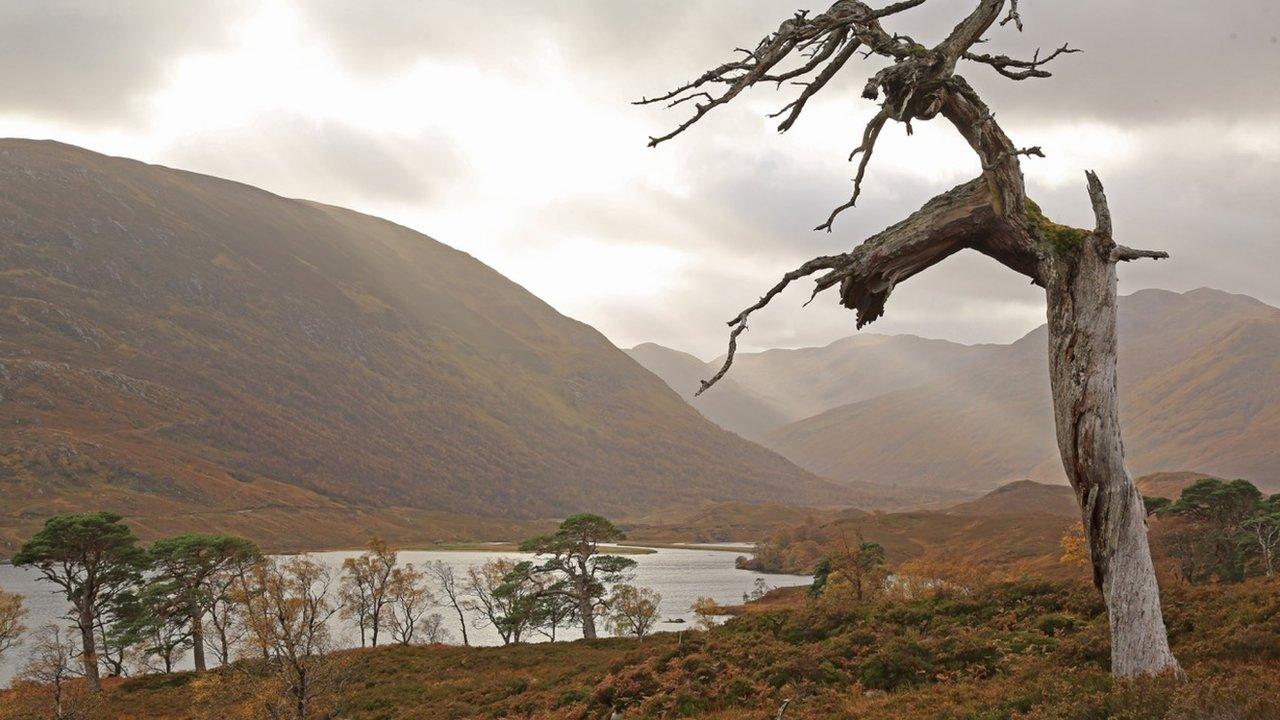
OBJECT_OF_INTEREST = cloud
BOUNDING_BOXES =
[0,1,251,125]
[164,117,465,208]
[0,0,1277,359]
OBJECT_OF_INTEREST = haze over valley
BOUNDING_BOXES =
[632,287,1280,495]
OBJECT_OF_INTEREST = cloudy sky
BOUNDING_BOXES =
[2,1,1276,357]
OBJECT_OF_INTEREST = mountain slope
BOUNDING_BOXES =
[1134,471,1221,500]
[944,481,1078,518]
[709,333,986,424]
[0,139,846,550]
[629,334,989,439]
[625,342,788,440]
[762,288,1280,493]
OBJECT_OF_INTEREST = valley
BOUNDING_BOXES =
[633,289,1280,497]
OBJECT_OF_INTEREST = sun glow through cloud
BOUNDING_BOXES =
[0,0,1275,356]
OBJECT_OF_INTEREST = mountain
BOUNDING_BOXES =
[711,333,987,423]
[0,139,847,553]
[944,480,1078,518]
[761,288,1280,493]
[1134,471,1220,500]
[632,335,986,437]
[618,501,853,544]
[625,343,788,440]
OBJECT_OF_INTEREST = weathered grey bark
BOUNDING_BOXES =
[641,0,1181,677]
[1043,175,1179,677]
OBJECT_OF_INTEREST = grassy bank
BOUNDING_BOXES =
[43,575,1277,719]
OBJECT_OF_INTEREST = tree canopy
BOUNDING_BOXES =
[13,512,147,689]
[519,513,637,639]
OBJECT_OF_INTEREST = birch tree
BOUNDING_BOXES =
[426,560,470,646]
[339,538,397,648]
[640,0,1178,677]
[0,587,25,662]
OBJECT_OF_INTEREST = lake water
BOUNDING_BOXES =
[0,545,809,686]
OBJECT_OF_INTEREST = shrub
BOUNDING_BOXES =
[859,637,935,691]
[1034,612,1081,635]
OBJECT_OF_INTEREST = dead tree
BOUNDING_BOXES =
[638,0,1178,677]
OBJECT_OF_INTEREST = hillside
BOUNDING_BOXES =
[0,139,846,554]
[618,501,851,544]
[944,480,1078,518]
[745,505,1078,579]
[1135,471,1221,500]
[714,333,988,423]
[760,289,1280,494]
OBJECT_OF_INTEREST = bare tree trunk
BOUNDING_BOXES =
[454,604,470,646]
[1045,216,1179,677]
[642,0,1182,680]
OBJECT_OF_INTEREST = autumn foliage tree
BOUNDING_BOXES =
[606,584,662,640]
[385,564,444,645]
[339,538,398,648]
[230,556,349,720]
[0,586,26,663]
[8,625,99,720]
[640,0,1177,676]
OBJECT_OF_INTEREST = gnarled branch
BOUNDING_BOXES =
[816,109,890,232]
[1000,0,1023,31]
[700,176,1023,394]
[963,44,1081,80]
[696,254,848,396]
[1112,246,1169,263]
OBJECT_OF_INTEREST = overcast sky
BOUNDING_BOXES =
[2,1,1276,357]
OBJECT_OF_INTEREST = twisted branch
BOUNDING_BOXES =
[636,1,923,149]
[641,0,1087,394]
[963,44,1080,80]
[1112,246,1169,262]
[1000,0,1023,31]
[817,110,890,232]
[695,254,848,396]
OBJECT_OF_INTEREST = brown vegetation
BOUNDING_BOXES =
[47,573,1279,719]
[740,483,1081,581]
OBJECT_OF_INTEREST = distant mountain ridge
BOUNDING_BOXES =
[627,333,985,440]
[0,139,849,553]
[633,288,1280,494]
[626,342,789,440]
